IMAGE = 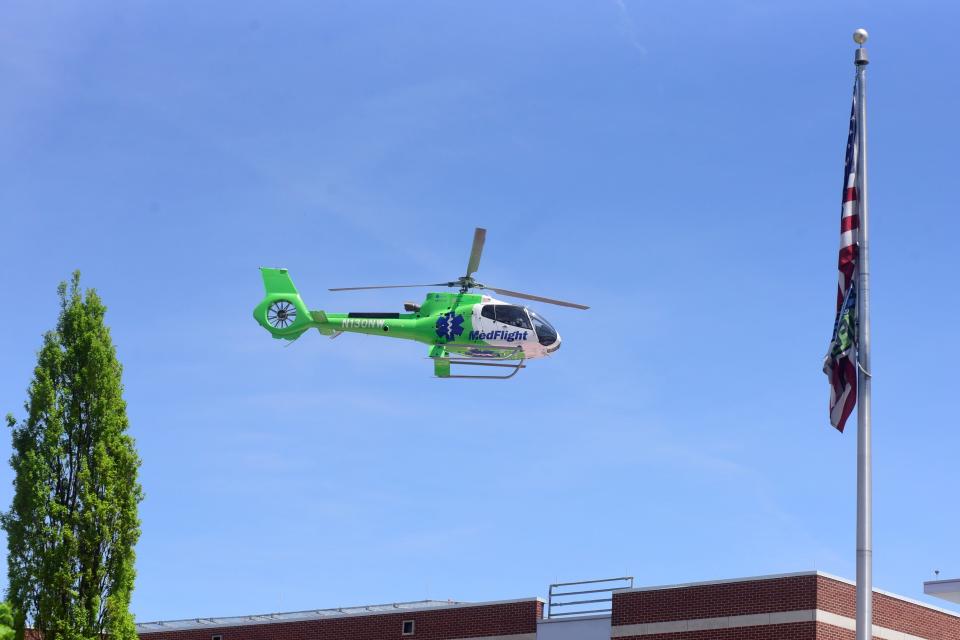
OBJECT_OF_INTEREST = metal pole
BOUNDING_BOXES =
[853,28,872,640]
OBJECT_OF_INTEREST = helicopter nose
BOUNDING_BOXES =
[546,334,561,353]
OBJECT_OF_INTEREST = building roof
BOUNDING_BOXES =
[135,599,463,633]
[136,596,544,633]
[615,570,960,620]
[924,578,960,605]
[136,571,960,634]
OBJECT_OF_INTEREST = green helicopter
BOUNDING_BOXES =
[253,228,588,378]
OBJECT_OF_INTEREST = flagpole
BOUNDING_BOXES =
[853,27,872,640]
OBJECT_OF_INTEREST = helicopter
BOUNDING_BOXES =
[252,228,588,378]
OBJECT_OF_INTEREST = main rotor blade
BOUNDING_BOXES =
[329,283,449,292]
[465,227,487,278]
[485,286,589,310]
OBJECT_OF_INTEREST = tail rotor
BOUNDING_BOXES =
[254,268,313,340]
[266,300,298,329]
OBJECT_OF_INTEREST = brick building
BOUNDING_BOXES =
[136,572,960,640]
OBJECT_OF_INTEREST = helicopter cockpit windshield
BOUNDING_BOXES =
[529,310,558,346]
[481,304,533,329]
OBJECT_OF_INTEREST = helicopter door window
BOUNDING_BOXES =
[494,305,533,329]
[481,305,496,321]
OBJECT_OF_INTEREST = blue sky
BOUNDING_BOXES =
[2,0,959,624]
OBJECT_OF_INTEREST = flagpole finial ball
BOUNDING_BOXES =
[853,29,869,45]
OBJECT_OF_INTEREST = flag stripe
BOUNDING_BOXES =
[840,215,859,233]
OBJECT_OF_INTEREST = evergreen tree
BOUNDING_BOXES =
[3,272,143,640]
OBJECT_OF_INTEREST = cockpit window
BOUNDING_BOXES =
[494,305,532,329]
[529,310,558,346]
[481,305,496,321]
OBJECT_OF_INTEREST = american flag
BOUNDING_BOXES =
[823,79,861,432]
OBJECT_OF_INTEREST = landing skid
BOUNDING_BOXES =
[441,358,526,379]
[430,347,526,379]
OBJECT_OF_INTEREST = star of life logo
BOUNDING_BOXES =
[435,312,464,340]
[469,329,529,343]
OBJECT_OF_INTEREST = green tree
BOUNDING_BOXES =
[3,272,143,640]
[0,602,15,640]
